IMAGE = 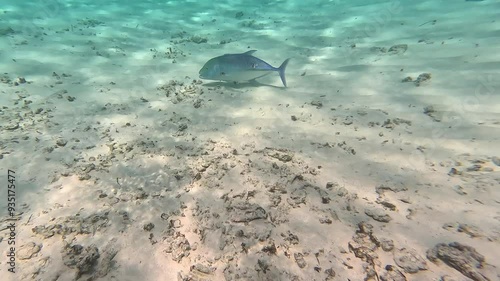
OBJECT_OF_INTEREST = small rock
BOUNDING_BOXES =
[56,138,68,147]
[271,152,293,162]
[414,73,431,86]
[342,116,354,125]
[423,106,435,114]
[377,200,397,211]
[336,186,349,196]
[229,202,267,222]
[287,187,307,207]
[170,219,182,228]
[310,100,323,108]
[388,44,408,54]
[318,189,330,204]
[324,267,336,279]
[380,265,407,281]
[133,188,148,200]
[440,275,458,281]
[62,244,100,277]
[364,264,378,280]
[294,252,307,268]
[375,184,407,194]
[466,164,481,172]
[178,124,188,131]
[163,232,191,262]
[457,224,483,238]
[191,263,214,275]
[144,223,155,231]
[365,207,392,223]
[82,163,95,173]
[401,76,413,82]
[448,168,461,176]
[0,27,15,36]
[4,122,19,131]
[193,99,203,108]
[348,222,379,262]
[381,239,394,252]
[95,239,118,278]
[235,11,244,19]
[190,35,207,44]
[427,242,491,281]
[319,217,333,224]
[257,258,270,273]
[325,182,336,190]
[423,106,441,122]
[394,247,428,273]
[370,46,387,53]
[453,185,467,195]
[78,173,91,181]
[262,242,277,255]
[17,242,41,260]
[282,231,299,245]
[357,221,373,234]
[492,156,500,166]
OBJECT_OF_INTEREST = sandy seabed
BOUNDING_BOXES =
[1,0,499,280]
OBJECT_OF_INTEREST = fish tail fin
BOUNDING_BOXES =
[278,58,290,87]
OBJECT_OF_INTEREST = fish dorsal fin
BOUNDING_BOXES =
[223,50,257,56]
[243,50,257,55]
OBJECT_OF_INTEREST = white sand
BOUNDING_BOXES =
[1,0,499,280]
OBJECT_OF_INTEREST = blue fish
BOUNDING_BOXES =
[199,50,290,87]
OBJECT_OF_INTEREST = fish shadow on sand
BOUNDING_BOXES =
[201,80,286,90]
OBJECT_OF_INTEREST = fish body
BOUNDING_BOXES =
[199,50,290,87]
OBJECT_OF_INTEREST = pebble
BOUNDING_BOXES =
[229,202,267,222]
[143,223,155,231]
[427,242,491,281]
[294,252,307,268]
[388,44,408,54]
[491,156,500,166]
[62,243,100,276]
[380,265,407,281]
[381,238,395,251]
[365,207,392,223]
[393,247,428,273]
[5,122,19,131]
[56,138,68,147]
[17,242,42,260]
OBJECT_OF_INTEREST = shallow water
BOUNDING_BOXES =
[0,0,499,280]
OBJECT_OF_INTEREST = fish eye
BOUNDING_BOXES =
[220,72,225,76]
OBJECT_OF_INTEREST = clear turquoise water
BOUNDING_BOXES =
[1,0,499,280]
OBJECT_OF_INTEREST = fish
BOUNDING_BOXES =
[199,50,290,87]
